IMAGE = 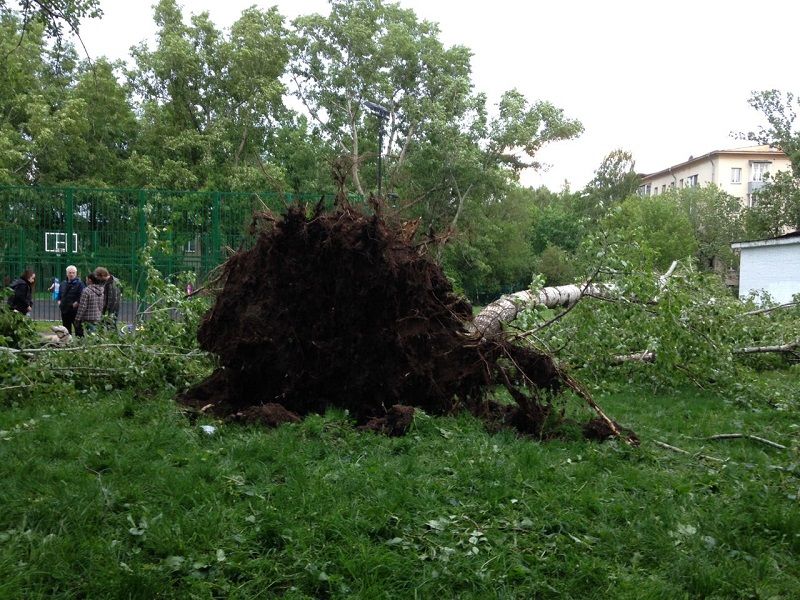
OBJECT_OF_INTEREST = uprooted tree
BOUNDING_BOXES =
[178,197,635,442]
[178,196,800,441]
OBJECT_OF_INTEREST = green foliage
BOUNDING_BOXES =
[604,193,698,271]
[515,233,800,403]
[1,0,102,41]
[676,185,744,269]
[533,244,575,286]
[127,0,290,191]
[745,89,800,234]
[442,187,536,300]
[746,170,800,237]
[528,190,586,255]
[578,148,640,217]
[0,304,35,348]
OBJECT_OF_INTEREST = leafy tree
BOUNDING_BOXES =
[0,0,101,42]
[529,194,586,255]
[442,185,537,301]
[604,194,697,271]
[745,89,800,233]
[515,233,800,401]
[534,244,575,286]
[0,13,89,184]
[128,0,290,190]
[577,148,640,217]
[290,0,478,200]
[676,185,744,269]
[746,171,800,237]
[748,90,800,175]
[290,0,582,231]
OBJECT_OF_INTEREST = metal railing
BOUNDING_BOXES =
[1,186,347,322]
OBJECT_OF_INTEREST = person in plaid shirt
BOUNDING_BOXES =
[94,266,120,328]
[74,273,104,337]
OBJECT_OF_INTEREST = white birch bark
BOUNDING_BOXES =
[472,283,611,338]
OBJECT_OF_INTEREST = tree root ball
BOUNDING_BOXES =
[178,202,590,439]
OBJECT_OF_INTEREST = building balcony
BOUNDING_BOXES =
[748,180,766,194]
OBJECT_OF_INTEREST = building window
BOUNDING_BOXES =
[751,161,770,182]
[748,194,757,208]
[679,178,684,187]
[731,167,741,184]
[662,185,666,194]
[185,238,197,253]
[686,174,698,187]
[645,184,651,195]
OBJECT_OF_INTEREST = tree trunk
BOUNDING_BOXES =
[472,261,678,338]
[473,283,610,338]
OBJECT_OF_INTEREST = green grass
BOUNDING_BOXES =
[0,386,798,599]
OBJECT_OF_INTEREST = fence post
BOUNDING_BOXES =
[65,188,74,265]
[137,190,147,314]
[17,228,25,275]
[211,192,221,268]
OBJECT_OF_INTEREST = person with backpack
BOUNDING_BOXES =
[7,270,35,315]
[57,265,85,334]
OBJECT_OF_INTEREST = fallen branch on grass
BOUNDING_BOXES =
[654,440,726,463]
[0,343,205,358]
[611,337,800,366]
[610,350,656,365]
[705,433,786,450]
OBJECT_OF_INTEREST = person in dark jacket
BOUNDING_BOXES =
[7,270,35,315]
[57,265,84,334]
[94,266,120,327]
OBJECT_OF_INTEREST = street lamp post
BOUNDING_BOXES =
[364,100,390,197]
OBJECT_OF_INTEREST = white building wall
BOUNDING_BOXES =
[738,243,800,303]
[640,147,792,207]
[642,159,715,196]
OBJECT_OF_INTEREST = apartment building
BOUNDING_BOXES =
[638,145,791,208]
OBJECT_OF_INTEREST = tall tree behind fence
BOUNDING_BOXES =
[0,186,342,323]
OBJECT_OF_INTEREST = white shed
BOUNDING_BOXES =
[731,231,800,303]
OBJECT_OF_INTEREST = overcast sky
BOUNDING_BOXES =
[76,0,800,191]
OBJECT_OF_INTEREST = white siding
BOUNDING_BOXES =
[738,243,800,303]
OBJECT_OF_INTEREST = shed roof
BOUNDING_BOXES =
[731,230,800,250]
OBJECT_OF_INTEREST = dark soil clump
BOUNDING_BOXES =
[179,200,629,442]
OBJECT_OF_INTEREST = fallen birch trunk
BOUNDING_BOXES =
[734,339,800,355]
[472,283,611,338]
[473,261,677,338]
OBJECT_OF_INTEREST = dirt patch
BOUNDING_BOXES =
[178,200,629,442]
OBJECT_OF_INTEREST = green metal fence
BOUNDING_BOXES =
[1,186,344,323]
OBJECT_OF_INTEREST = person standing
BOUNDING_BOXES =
[48,277,60,300]
[74,273,104,337]
[57,265,84,334]
[93,267,120,328]
[7,270,35,315]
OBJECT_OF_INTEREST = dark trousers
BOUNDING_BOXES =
[61,309,77,334]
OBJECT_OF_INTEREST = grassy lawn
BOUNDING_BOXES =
[1,386,798,599]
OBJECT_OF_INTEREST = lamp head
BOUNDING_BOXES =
[364,100,390,119]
